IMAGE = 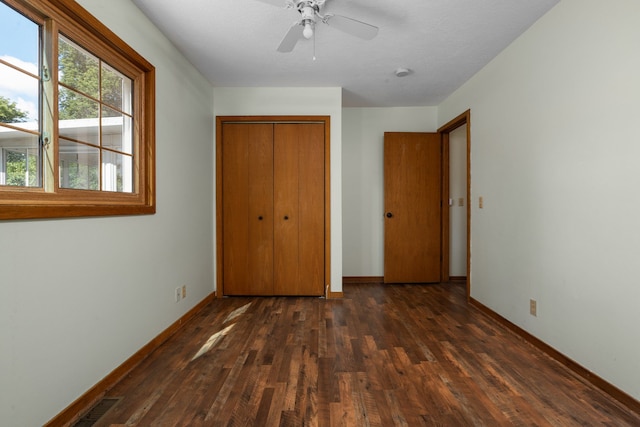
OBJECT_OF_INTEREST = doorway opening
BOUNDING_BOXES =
[439,110,471,299]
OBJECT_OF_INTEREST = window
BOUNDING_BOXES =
[0,0,155,219]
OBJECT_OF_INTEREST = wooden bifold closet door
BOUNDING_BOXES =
[221,122,325,296]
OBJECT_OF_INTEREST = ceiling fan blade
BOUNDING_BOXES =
[254,0,295,8]
[324,14,378,40]
[277,23,304,52]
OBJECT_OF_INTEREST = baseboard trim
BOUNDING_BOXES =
[45,291,217,427]
[327,290,344,299]
[342,276,384,284]
[449,276,467,282]
[470,297,640,415]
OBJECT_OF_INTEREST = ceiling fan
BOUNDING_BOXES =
[257,0,379,52]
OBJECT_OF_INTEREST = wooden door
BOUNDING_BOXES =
[222,123,274,295]
[273,123,325,295]
[384,132,442,283]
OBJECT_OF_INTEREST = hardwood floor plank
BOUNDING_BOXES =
[330,373,358,426]
[283,346,302,412]
[264,383,286,426]
[383,389,410,427]
[302,345,320,427]
[203,350,251,424]
[316,356,335,423]
[355,372,382,426]
[254,386,275,426]
[91,283,640,426]
[225,352,268,426]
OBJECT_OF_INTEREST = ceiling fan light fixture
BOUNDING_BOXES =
[303,22,314,39]
[395,68,411,77]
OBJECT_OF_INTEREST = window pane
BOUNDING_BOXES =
[0,3,41,188]
[0,2,39,65]
[0,63,39,124]
[59,85,99,122]
[59,87,100,148]
[101,63,131,114]
[58,36,99,100]
[102,150,132,193]
[59,139,99,190]
[0,3,39,123]
[0,130,40,187]
[102,106,132,155]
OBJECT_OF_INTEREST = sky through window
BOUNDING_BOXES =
[0,3,39,121]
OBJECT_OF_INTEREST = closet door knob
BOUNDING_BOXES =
[284,215,289,220]
[386,212,393,218]
[258,216,263,220]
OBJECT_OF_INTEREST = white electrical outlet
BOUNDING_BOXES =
[175,287,181,302]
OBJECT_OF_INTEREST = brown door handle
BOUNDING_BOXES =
[258,216,263,220]
[386,212,393,218]
[284,215,289,220]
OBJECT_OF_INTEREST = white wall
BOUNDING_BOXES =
[449,124,467,277]
[0,1,215,425]
[213,87,343,293]
[342,107,438,277]
[439,0,640,400]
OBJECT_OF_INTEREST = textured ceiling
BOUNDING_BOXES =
[131,0,559,107]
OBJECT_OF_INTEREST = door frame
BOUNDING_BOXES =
[215,116,331,298]
[438,110,471,300]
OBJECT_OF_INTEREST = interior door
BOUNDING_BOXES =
[222,123,274,295]
[384,132,442,283]
[273,123,325,295]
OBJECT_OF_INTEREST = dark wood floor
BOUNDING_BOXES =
[93,282,640,426]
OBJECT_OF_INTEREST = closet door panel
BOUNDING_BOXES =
[222,124,250,294]
[247,124,275,294]
[296,123,325,296]
[273,123,324,296]
[273,124,300,294]
[222,123,274,295]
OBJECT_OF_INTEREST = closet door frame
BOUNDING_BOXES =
[216,116,331,298]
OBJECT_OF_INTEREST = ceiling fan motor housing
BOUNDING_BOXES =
[295,0,324,9]
[300,5,316,21]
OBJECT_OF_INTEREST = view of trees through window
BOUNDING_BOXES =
[0,95,28,122]
[57,35,133,192]
[0,95,37,186]
[58,37,125,120]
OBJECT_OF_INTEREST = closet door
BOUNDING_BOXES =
[222,123,274,295]
[273,123,325,296]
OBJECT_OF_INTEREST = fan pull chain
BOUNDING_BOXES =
[313,27,316,61]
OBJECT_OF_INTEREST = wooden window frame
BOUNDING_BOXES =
[0,0,155,220]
